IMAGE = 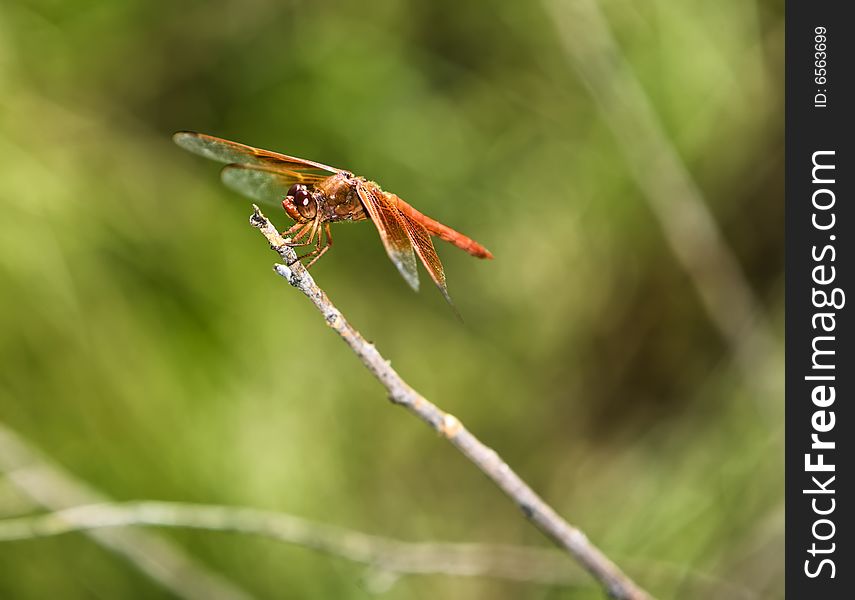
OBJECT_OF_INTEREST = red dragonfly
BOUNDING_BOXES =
[173,131,492,303]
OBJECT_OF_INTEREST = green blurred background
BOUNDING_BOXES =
[0,0,783,598]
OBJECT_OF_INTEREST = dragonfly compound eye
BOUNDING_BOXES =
[287,184,317,220]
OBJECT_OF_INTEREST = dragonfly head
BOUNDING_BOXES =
[283,183,320,221]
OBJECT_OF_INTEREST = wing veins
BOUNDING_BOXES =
[173,131,341,174]
[399,212,453,305]
[356,184,419,291]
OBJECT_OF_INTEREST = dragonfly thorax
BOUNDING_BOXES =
[315,174,367,223]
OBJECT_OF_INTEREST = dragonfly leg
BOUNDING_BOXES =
[286,218,322,266]
[292,221,325,266]
[281,221,304,240]
[285,221,316,247]
[303,223,333,270]
[306,218,321,245]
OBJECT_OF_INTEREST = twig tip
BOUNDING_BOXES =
[249,204,267,229]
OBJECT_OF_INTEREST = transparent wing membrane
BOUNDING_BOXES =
[173,131,339,175]
[221,164,324,205]
[357,184,419,291]
[400,213,452,305]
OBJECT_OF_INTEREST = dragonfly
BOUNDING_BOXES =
[173,131,492,303]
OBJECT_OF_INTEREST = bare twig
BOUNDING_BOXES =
[249,206,652,600]
[0,423,253,600]
[543,0,775,375]
[0,501,585,587]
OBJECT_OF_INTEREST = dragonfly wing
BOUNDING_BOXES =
[357,184,419,291]
[221,164,326,205]
[398,212,452,305]
[173,131,340,174]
